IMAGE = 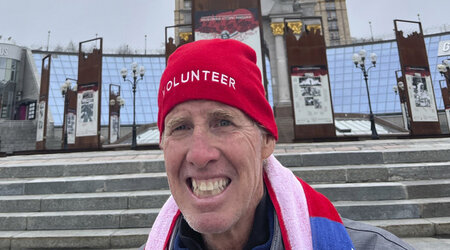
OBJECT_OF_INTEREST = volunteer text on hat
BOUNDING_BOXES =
[162,69,236,96]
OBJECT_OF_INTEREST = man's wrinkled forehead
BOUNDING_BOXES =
[164,100,249,126]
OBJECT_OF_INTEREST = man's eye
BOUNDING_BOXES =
[174,124,188,131]
[218,120,232,127]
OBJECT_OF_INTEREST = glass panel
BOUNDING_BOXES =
[335,47,344,54]
[0,68,5,81]
[382,42,391,49]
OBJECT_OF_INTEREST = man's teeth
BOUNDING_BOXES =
[191,178,229,196]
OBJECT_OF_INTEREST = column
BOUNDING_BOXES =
[270,19,294,142]
[270,21,290,105]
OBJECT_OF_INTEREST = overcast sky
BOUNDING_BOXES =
[347,0,449,40]
[0,0,449,53]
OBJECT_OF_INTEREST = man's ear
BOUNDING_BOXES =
[261,134,275,159]
[159,135,165,150]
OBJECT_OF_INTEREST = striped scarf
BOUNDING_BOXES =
[144,155,354,250]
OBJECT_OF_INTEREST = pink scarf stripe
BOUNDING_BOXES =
[145,196,179,250]
[264,154,313,250]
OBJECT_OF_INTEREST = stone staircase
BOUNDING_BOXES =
[0,147,449,249]
[277,152,450,238]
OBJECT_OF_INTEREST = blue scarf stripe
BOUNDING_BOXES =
[310,217,354,250]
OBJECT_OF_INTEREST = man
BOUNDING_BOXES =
[144,39,412,249]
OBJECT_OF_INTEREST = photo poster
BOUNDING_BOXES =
[66,111,76,144]
[446,109,450,131]
[194,8,264,83]
[36,101,46,142]
[76,83,99,137]
[290,66,333,125]
[404,67,438,122]
[110,114,120,144]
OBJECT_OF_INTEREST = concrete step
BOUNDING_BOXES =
[2,226,449,249]
[1,195,448,229]
[291,161,450,183]
[401,237,450,250]
[0,190,171,212]
[1,191,448,221]
[275,148,450,167]
[313,179,450,201]
[405,179,450,199]
[0,173,168,196]
[0,228,149,249]
[0,159,165,179]
[334,197,450,220]
[2,149,450,179]
[0,209,159,231]
[362,217,450,238]
[1,160,449,191]
[0,172,448,202]
[1,220,449,249]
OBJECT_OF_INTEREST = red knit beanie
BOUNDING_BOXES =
[158,39,278,140]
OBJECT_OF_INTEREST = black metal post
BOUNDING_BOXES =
[360,63,379,139]
[131,75,137,150]
[122,65,143,150]
[63,92,69,149]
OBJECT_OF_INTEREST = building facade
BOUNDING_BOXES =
[314,0,351,46]
[0,42,41,153]
[0,43,40,120]
[174,0,352,46]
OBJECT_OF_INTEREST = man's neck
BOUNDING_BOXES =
[202,215,254,250]
[176,186,271,249]
[202,187,269,249]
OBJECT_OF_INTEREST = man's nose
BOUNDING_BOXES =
[185,127,220,169]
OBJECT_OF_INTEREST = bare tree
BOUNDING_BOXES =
[65,41,78,52]
[116,44,133,54]
[54,44,64,52]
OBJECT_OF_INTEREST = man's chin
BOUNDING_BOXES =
[185,213,237,235]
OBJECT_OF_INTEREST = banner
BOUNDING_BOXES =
[405,67,438,122]
[446,109,450,131]
[66,111,76,144]
[76,83,99,137]
[110,114,120,144]
[194,8,264,82]
[36,101,45,142]
[290,66,333,125]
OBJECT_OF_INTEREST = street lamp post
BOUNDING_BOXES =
[47,30,51,51]
[144,35,147,55]
[352,49,379,139]
[120,62,145,149]
[61,78,77,149]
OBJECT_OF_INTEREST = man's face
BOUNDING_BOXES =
[161,100,274,235]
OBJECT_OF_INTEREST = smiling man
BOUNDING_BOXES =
[143,39,411,250]
[161,99,273,249]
